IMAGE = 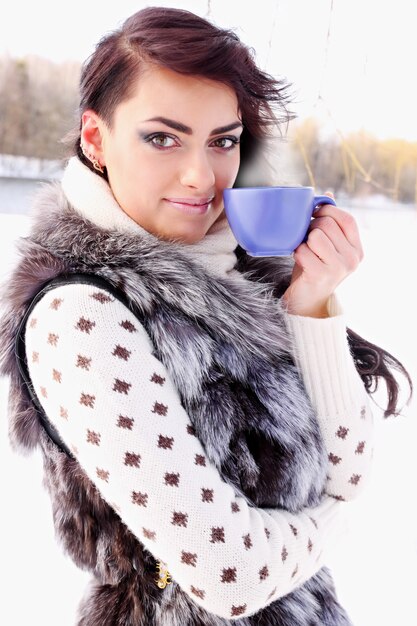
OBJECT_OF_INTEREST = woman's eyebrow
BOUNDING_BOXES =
[144,116,243,136]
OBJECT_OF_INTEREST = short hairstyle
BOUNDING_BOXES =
[72,6,293,182]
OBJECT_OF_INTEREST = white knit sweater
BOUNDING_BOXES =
[24,158,374,620]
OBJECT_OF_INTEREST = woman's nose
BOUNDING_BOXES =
[179,151,215,190]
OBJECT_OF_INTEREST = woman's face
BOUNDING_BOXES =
[83,65,243,244]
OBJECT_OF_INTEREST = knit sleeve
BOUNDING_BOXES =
[25,283,344,621]
[285,294,375,502]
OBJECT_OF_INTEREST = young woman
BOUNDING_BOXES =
[0,7,411,625]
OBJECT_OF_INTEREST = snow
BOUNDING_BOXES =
[0,206,416,626]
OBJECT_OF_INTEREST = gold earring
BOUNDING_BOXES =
[80,142,104,174]
[91,157,104,174]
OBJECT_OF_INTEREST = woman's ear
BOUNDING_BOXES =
[80,110,106,166]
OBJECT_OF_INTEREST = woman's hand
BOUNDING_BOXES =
[282,193,364,318]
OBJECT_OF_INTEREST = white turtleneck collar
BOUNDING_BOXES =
[61,157,239,279]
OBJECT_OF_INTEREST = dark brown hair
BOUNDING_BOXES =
[72,6,293,181]
[72,6,412,416]
[346,329,412,418]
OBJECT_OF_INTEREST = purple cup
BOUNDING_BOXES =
[223,186,336,257]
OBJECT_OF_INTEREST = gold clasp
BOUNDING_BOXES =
[155,561,172,589]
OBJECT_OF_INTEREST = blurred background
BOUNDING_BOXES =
[0,1,416,625]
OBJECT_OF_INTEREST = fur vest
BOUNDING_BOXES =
[0,183,353,625]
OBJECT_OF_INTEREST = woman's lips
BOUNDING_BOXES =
[164,197,214,215]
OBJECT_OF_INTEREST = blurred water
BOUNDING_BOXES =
[0,204,416,626]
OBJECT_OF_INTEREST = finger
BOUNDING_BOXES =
[310,205,363,257]
[293,241,326,275]
[324,190,335,200]
[308,217,362,271]
[305,226,339,265]
[309,215,354,257]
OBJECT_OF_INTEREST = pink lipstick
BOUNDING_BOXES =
[164,196,214,215]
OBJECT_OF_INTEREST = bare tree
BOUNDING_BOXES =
[0,54,79,159]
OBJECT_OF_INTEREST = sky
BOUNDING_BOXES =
[1,0,416,141]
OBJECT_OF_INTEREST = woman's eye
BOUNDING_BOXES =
[143,133,239,151]
[212,136,240,150]
[148,134,177,149]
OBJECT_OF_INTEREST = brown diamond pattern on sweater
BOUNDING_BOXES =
[165,472,180,487]
[124,452,141,468]
[47,333,59,346]
[40,386,47,398]
[181,551,197,567]
[329,494,346,501]
[151,372,165,385]
[336,426,349,439]
[289,524,298,537]
[231,502,240,513]
[195,454,206,466]
[281,545,288,562]
[231,605,247,617]
[243,533,252,550]
[29,317,37,328]
[142,528,156,541]
[158,434,174,449]
[259,565,269,581]
[291,564,299,578]
[80,392,95,408]
[152,401,168,416]
[91,291,114,303]
[76,355,92,370]
[76,317,96,334]
[96,468,109,482]
[309,516,318,529]
[190,586,205,600]
[52,369,62,383]
[186,424,196,436]
[112,344,131,361]
[360,405,367,419]
[308,538,313,553]
[264,527,270,539]
[32,351,39,363]
[117,415,134,430]
[329,452,342,465]
[210,527,225,543]
[267,587,277,601]
[87,430,101,445]
[113,378,131,394]
[132,491,148,507]
[120,320,137,333]
[355,441,366,454]
[60,406,68,420]
[349,473,362,485]
[221,567,236,583]
[172,512,188,527]
[50,298,63,310]
[201,488,214,503]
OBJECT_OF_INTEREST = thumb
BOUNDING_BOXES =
[324,190,335,200]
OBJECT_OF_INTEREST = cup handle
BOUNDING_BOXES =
[302,195,337,243]
[313,195,337,211]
